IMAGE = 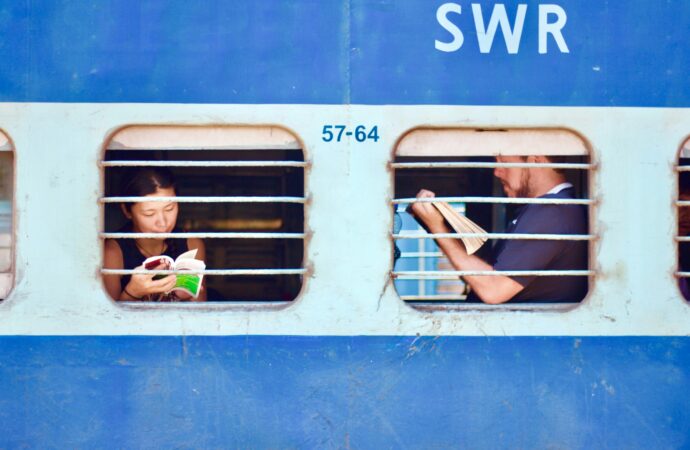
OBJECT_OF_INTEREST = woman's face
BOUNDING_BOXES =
[126,186,178,235]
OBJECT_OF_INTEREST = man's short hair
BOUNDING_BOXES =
[518,155,568,174]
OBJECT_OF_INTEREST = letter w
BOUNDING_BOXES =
[472,3,527,54]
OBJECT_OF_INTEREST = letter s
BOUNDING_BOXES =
[435,3,464,52]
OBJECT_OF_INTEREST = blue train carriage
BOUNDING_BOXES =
[1,0,690,447]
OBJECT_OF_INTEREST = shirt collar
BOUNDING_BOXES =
[546,182,573,195]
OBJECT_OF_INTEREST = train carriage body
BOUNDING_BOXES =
[1,1,690,448]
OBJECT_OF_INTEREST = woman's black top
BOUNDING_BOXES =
[115,225,189,293]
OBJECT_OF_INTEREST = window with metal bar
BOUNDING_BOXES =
[0,131,13,300]
[101,126,306,303]
[391,128,594,307]
[677,138,690,301]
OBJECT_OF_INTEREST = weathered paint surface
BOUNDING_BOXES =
[1,336,689,448]
[1,1,690,447]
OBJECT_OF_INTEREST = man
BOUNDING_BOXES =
[410,155,588,304]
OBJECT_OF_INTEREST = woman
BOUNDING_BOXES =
[103,167,206,301]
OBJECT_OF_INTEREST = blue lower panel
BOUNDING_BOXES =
[1,336,688,448]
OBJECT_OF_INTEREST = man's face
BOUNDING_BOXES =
[494,155,530,198]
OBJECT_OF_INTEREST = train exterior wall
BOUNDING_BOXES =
[1,1,690,448]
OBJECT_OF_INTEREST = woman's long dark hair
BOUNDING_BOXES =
[121,167,177,212]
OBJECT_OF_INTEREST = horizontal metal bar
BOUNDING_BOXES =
[394,232,594,241]
[675,272,690,277]
[675,236,690,242]
[400,295,468,301]
[392,162,593,170]
[412,302,574,312]
[399,252,445,258]
[101,160,308,168]
[676,201,690,207]
[102,268,307,276]
[101,232,304,239]
[393,270,594,279]
[675,166,690,172]
[100,196,306,204]
[394,196,592,205]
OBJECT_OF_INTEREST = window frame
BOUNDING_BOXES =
[675,136,690,302]
[99,124,310,308]
[0,130,15,301]
[390,126,596,312]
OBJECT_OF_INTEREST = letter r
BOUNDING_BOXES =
[539,4,569,54]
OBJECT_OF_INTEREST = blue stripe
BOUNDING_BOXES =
[1,336,688,448]
[0,0,689,106]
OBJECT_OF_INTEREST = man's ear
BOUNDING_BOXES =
[120,203,132,219]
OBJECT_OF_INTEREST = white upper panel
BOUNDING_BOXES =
[0,104,689,336]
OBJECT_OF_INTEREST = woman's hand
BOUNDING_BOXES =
[124,262,177,299]
[409,189,449,233]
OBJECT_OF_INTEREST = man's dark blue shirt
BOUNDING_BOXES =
[467,186,588,303]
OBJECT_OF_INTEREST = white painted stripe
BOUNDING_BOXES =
[0,103,687,337]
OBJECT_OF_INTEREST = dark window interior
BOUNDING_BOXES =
[678,157,690,301]
[394,155,589,234]
[104,148,304,302]
[0,151,12,300]
[394,154,589,304]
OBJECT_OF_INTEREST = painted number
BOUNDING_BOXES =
[322,125,380,143]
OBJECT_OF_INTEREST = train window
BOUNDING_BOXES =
[0,131,13,300]
[677,137,690,301]
[392,128,593,309]
[101,126,306,304]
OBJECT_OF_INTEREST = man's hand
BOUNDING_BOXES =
[409,189,449,233]
[409,190,525,304]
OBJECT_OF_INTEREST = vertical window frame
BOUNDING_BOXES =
[0,130,15,301]
[675,136,690,302]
